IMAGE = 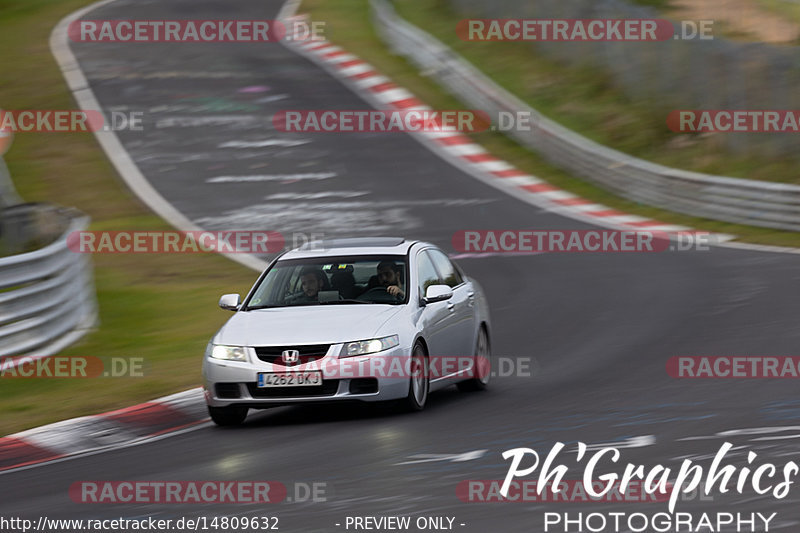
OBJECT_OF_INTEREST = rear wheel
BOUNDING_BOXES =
[404,342,429,411]
[457,327,490,392]
[208,405,248,426]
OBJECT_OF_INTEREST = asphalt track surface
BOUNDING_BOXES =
[3,0,800,531]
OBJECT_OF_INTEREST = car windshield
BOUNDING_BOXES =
[244,255,409,308]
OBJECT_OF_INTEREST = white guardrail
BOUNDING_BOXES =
[0,210,97,360]
[371,0,800,232]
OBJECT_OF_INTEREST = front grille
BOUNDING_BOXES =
[247,380,340,398]
[254,345,331,366]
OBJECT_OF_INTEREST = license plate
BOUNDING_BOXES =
[258,371,322,388]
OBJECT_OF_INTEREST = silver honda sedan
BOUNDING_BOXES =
[202,237,492,426]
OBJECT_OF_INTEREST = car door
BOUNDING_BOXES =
[415,249,456,368]
[427,248,476,362]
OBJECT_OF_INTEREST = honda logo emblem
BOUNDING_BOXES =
[281,349,300,364]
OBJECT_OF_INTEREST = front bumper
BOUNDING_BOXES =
[203,344,411,408]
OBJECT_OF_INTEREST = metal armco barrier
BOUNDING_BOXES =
[0,157,20,209]
[0,209,97,360]
[370,0,800,232]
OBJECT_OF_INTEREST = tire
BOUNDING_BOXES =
[404,342,429,411]
[208,405,248,426]
[457,327,490,392]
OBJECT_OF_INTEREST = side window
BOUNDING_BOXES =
[428,249,463,288]
[416,251,440,299]
[250,267,293,306]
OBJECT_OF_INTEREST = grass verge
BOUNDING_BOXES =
[755,0,800,26]
[0,0,256,435]
[302,0,800,247]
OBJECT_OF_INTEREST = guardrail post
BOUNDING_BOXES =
[0,156,20,208]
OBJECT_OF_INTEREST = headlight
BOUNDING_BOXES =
[340,335,400,357]
[209,345,250,362]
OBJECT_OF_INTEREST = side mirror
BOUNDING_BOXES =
[424,284,453,304]
[219,293,241,311]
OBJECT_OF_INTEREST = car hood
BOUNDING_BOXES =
[213,305,404,346]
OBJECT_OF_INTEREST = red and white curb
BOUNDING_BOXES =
[0,388,208,473]
[281,13,732,241]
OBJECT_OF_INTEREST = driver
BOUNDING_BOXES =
[298,266,327,302]
[376,260,405,300]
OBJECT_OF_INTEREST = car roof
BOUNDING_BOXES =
[280,237,425,260]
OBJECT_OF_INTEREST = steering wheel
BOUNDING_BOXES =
[359,286,401,303]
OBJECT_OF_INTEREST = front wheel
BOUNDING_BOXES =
[208,405,248,426]
[404,342,429,411]
[457,327,490,392]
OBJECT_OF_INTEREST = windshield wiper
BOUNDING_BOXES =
[319,299,375,305]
